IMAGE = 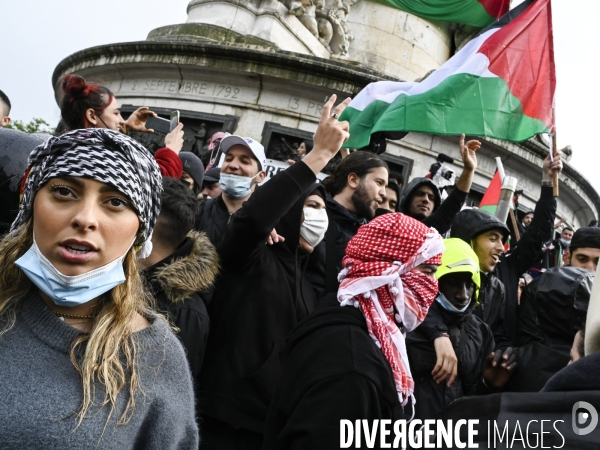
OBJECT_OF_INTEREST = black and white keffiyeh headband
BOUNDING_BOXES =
[11,129,162,257]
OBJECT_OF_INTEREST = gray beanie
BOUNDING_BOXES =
[179,152,204,188]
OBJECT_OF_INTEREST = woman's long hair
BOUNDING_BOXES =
[0,218,155,426]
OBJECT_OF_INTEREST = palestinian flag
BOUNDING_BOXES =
[341,0,555,150]
[378,0,510,28]
[479,170,502,215]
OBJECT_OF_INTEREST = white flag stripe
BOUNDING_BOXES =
[350,28,500,111]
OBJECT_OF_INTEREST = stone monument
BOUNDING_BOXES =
[53,0,600,227]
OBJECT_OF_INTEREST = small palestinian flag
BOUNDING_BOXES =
[341,0,555,150]
[378,0,510,28]
[479,170,502,215]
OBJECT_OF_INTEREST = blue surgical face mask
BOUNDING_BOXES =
[436,292,470,313]
[219,172,259,199]
[15,240,129,308]
[560,238,571,248]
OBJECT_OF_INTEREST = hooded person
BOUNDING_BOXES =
[452,209,516,345]
[0,129,198,448]
[263,213,445,450]
[510,228,599,392]
[396,134,481,234]
[198,95,350,450]
[423,171,560,384]
[444,259,600,449]
[407,239,516,422]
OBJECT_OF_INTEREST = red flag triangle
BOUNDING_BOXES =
[479,170,502,215]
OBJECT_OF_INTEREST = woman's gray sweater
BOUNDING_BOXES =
[0,292,199,449]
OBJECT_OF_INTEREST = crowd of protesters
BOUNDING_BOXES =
[0,75,599,449]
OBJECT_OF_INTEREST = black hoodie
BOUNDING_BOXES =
[398,177,467,234]
[263,293,408,450]
[418,209,514,349]
[198,161,323,434]
[447,187,557,346]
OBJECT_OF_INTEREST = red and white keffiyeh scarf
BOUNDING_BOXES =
[337,213,444,406]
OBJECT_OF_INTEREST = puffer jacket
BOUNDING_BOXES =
[398,177,468,234]
[143,231,220,378]
[407,300,496,421]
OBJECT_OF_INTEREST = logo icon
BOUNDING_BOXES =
[572,401,598,436]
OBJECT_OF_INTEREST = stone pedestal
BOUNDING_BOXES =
[53,0,600,227]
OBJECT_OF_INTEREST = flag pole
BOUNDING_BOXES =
[552,132,559,196]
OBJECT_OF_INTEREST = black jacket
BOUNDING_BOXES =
[264,293,408,450]
[398,177,468,234]
[194,195,231,246]
[421,209,515,349]
[198,161,321,434]
[305,194,367,299]
[519,266,593,350]
[407,300,495,421]
[142,231,219,378]
[496,185,557,342]
[444,354,600,449]
[504,266,594,392]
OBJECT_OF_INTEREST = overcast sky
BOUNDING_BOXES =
[3,0,599,191]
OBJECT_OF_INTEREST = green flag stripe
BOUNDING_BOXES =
[341,73,550,149]
[479,205,497,215]
[374,0,494,27]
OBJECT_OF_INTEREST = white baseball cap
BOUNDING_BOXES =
[219,135,266,171]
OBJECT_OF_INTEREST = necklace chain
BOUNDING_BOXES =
[54,312,96,320]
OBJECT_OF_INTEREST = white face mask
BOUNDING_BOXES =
[300,207,329,248]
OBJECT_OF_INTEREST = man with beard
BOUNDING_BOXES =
[306,151,388,299]
[397,134,480,233]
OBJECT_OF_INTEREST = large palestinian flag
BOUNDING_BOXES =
[341,0,555,150]
[378,0,510,28]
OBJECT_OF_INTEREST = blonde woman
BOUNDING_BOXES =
[0,129,198,448]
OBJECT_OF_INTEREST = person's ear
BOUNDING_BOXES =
[1,116,11,127]
[347,172,360,189]
[255,171,267,184]
[85,108,98,126]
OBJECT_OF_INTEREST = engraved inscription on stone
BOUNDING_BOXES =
[119,78,326,118]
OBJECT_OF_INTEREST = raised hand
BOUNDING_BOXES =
[165,123,185,154]
[542,151,563,182]
[459,133,481,172]
[125,107,157,133]
[302,94,352,175]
